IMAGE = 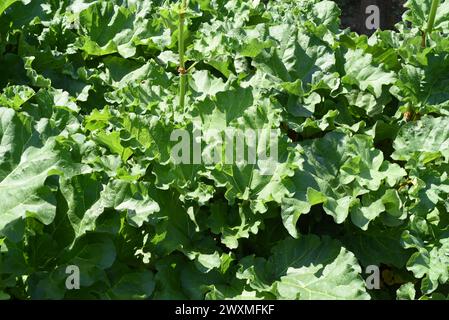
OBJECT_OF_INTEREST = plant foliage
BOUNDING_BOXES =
[0,0,448,300]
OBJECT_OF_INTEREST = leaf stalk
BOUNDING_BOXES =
[178,0,187,111]
[422,0,440,48]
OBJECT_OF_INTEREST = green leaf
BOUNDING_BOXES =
[342,49,396,98]
[277,247,369,300]
[282,132,405,236]
[238,235,370,300]
[0,0,19,16]
[402,231,449,294]
[107,270,155,299]
[404,0,449,32]
[0,132,81,241]
[393,116,449,162]
[341,226,409,268]
[397,283,416,300]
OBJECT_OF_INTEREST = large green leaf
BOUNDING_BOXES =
[0,0,20,16]
[282,131,405,237]
[402,231,449,294]
[393,116,449,162]
[237,235,370,300]
[0,133,81,241]
[1,0,449,301]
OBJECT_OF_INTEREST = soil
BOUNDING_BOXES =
[335,0,407,34]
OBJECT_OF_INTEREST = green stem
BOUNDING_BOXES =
[187,60,199,73]
[427,0,440,34]
[178,0,187,111]
[422,0,440,47]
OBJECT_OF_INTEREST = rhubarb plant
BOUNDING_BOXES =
[0,0,448,300]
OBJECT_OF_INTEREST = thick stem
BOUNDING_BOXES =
[422,0,440,47]
[427,0,440,34]
[178,0,187,111]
